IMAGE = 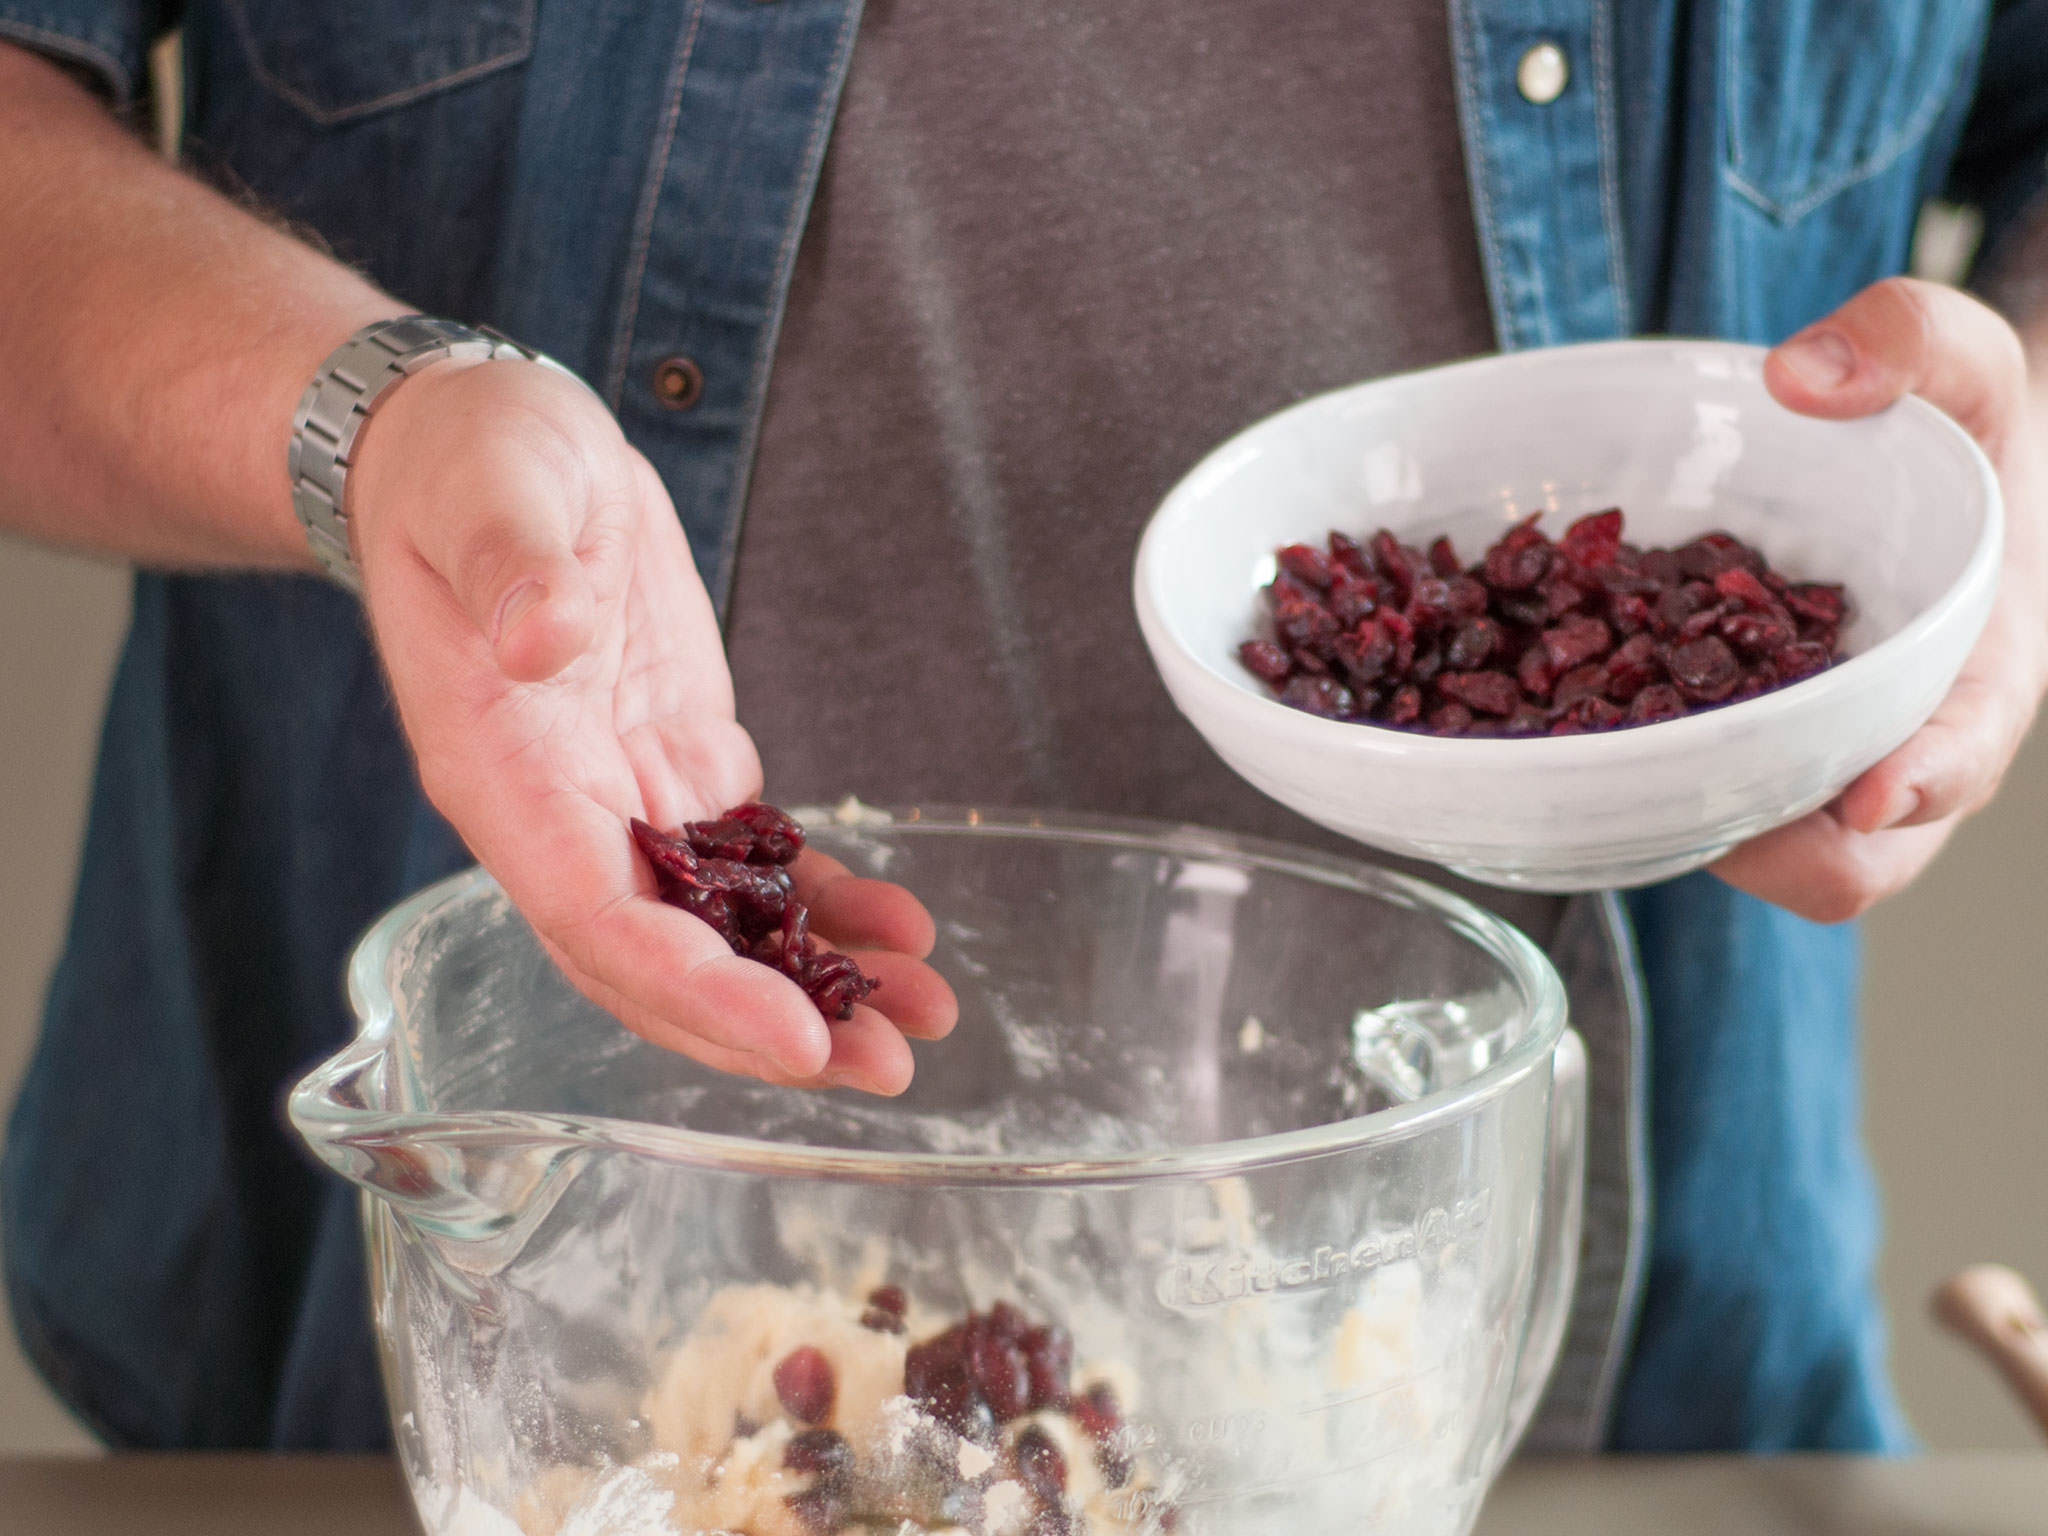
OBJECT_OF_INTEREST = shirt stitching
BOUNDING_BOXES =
[1591,0,1633,333]
[603,0,710,412]
[1447,0,1521,352]
[217,0,536,128]
[1722,0,1976,226]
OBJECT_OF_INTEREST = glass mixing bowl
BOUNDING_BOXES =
[291,808,1584,1536]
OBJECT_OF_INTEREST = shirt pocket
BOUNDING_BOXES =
[1723,0,1987,223]
[221,0,536,126]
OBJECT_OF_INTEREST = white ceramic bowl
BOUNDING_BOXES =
[1133,340,2003,891]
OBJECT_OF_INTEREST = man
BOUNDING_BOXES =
[0,0,2042,1456]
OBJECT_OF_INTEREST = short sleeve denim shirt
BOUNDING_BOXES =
[1,0,2040,1455]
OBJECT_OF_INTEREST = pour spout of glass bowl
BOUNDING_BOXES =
[290,1028,595,1285]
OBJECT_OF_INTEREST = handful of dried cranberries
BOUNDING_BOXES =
[1238,509,1849,736]
[631,803,879,1021]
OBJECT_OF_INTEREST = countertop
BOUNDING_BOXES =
[1,1453,2043,1534]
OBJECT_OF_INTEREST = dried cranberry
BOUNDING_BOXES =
[1785,582,1847,625]
[1559,507,1624,568]
[967,1329,1031,1422]
[1405,577,1458,632]
[1270,588,1339,657]
[1239,510,1848,738]
[1278,675,1355,717]
[775,1346,836,1425]
[1370,530,1424,603]
[633,807,877,1021]
[1327,530,1370,577]
[1437,670,1520,717]
[1237,638,1292,685]
[784,1427,855,1488]
[1719,609,1797,657]
[1677,601,1728,642]
[867,1285,907,1317]
[1772,640,1832,681]
[1541,615,1612,673]
[1069,1382,1123,1442]
[1667,636,1742,703]
[1608,591,1653,635]
[1712,566,1778,610]
[1276,542,1335,590]
[1516,642,1558,701]
[1013,1424,1068,1504]
[1603,633,1662,701]
[1428,700,1475,734]
[1334,620,1395,688]
[684,816,757,862]
[1446,617,1502,670]
[1482,517,1551,592]
[801,950,880,1023]
[1540,576,1587,620]
[1551,696,1627,734]
[906,1335,981,1432]
[728,801,806,863]
[1446,573,1491,620]
[1676,532,1759,580]
[1021,1326,1074,1411]
[1551,663,1609,712]
[1628,683,1687,724]
[1327,575,1378,627]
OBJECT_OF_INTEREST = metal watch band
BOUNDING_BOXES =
[288,316,573,592]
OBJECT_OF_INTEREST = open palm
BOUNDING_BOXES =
[345,358,954,1093]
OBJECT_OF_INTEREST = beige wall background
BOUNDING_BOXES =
[0,529,2044,1456]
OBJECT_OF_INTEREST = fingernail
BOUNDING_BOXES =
[1874,785,1921,831]
[1778,329,1857,391]
[494,579,548,644]
[825,1070,864,1091]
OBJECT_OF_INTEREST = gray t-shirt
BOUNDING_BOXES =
[725,1,1558,939]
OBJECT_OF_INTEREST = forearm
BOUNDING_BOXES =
[0,43,402,568]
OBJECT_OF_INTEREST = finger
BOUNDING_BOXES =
[551,895,834,1077]
[1835,660,2028,833]
[810,1005,918,1096]
[792,848,939,957]
[1710,807,1957,924]
[1765,276,2028,457]
[364,362,609,683]
[537,930,808,1083]
[836,948,960,1040]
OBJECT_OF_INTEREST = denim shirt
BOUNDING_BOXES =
[2,0,2042,1456]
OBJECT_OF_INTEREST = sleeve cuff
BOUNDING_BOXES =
[0,9,154,105]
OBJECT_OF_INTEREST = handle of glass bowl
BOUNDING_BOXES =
[1502,1026,1588,1456]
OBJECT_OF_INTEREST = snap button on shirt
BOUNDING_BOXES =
[1515,42,1569,106]
[653,355,705,410]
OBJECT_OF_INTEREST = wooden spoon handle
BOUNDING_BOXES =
[1932,1264,2048,1441]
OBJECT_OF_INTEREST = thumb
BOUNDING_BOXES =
[1764,276,2028,461]
[437,462,600,684]
[352,360,604,682]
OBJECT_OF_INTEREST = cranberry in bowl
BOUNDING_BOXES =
[1132,340,2002,891]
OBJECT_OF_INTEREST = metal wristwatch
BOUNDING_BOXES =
[288,316,576,592]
